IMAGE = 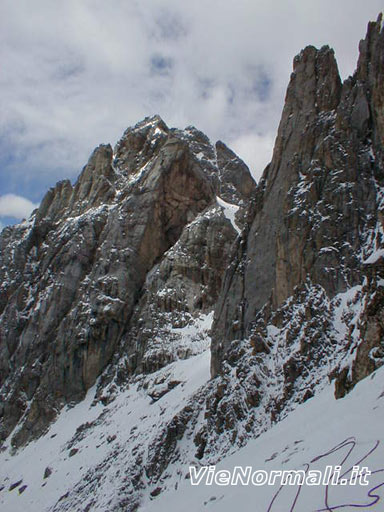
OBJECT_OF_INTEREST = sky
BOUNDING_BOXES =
[0,0,383,227]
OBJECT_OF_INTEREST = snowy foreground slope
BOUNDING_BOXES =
[1,351,383,512]
[143,366,384,512]
[0,347,212,512]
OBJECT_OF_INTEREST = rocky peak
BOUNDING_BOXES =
[35,143,116,223]
[269,45,341,191]
[291,45,341,112]
[356,13,384,149]
[70,144,116,213]
[215,140,256,203]
[357,13,384,83]
[32,114,256,231]
[211,16,384,379]
[114,115,169,176]
[0,115,254,448]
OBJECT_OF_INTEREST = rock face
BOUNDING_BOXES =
[0,116,254,447]
[211,15,384,382]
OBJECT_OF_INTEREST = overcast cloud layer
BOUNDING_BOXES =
[0,0,383,225]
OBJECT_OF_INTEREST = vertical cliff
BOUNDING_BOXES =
[211,15,384,382]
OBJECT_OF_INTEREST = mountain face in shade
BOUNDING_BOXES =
[0,14,384,512]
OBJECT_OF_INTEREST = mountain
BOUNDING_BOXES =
[1,13,384,512]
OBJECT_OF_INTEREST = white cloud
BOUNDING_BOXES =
[0,0,382,193]
[0,194,39,219]
[230,133,276,182]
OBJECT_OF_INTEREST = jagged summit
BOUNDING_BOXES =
[32,116,255,228]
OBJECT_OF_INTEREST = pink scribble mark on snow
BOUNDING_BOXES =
[266,437,384,512]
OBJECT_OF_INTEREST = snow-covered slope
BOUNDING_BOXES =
[2,350,382,512]
[143,366,384,512]
[0,348,211,511]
